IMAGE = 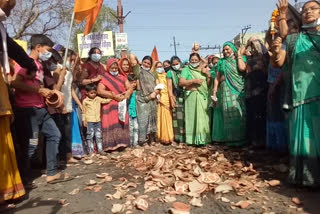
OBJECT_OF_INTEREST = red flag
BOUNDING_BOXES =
[151,46,159,62]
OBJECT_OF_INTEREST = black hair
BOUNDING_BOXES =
[127,73,137,82]
[142,55,153,65]
[85,83,97,92]
[170,56,181,65]
[189,53,201,61]
[86,47,101,62]
[163,60,171,65]
[30,34,54,50]
[50,49,63,64]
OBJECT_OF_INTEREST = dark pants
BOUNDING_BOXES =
[52,113,72,160]
[15,107,61,181]
[86,122,102,153]
[246,94,267,146]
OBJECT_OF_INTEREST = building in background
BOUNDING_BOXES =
[232,32,266,47]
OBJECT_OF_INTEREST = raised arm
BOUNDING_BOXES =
[237,47,247,72]
[277,0,289,39]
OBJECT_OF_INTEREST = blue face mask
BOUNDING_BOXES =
[110,71,119,76]
[91,53,102,62]
[39,50,52,62]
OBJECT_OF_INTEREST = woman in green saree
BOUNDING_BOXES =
[179,53,211,146]
[212,42,247,146]
[272,0,320,187]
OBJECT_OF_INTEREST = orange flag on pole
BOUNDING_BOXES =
[151,46,159,62]
[74,0,103,35]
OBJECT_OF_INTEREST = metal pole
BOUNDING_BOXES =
[173,36,177,56]
[63,12,75,68]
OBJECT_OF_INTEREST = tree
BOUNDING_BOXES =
[7,0,118,50]
[7,0,73,40]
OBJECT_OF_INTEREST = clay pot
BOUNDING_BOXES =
[153,156,165,170]
[170,202,190,214]
[46,90,64,108]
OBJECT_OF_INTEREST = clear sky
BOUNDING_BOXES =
[106,0,299,61]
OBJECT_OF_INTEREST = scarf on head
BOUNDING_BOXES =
[217,42,246,96]
[216,42,238,75]
[119,57,132,75]
[0,9,9,83]
[106,58,119,74]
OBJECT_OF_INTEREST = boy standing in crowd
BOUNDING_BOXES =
[82,84,111,155]
[11,34,71,185]
[127,74,139,147]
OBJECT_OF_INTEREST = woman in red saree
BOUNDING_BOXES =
[97,58,132,151]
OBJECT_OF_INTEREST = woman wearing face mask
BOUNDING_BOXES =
[166,56,185,143]
[154,61,174,144]
[212,42,247,146]
[79,47,104,100]
[129,54,159,145]
[163,60,171,73]
[179,53,211,146]
[97,58,132,152]
[272,0,320,187]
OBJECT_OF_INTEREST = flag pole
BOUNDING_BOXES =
[63,12,75,68]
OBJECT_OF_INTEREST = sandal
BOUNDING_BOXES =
[47,173,73,184]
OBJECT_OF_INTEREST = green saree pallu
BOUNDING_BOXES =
[181,66,211,146]
[212,56,247,146]
[285,32,320,187]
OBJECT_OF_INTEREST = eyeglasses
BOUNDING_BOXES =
[302,7,320,14]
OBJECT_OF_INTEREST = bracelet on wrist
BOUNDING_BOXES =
[278,17,287,22]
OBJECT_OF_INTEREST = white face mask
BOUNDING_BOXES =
[302,18,320,29]
[190,62,200,68]
[141,65,150,71]
[156,68,165,73]
[110,71,119,76]
[172,64,181,71]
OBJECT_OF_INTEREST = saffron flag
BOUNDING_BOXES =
[74,0,103,35]
[151,46,159,62]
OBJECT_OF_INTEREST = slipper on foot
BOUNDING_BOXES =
[47,173,73,184]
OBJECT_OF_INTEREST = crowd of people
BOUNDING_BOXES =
[1,0,320,207]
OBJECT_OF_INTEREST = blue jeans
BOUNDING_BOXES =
[86,122,102,153]
[15,107,61,179]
